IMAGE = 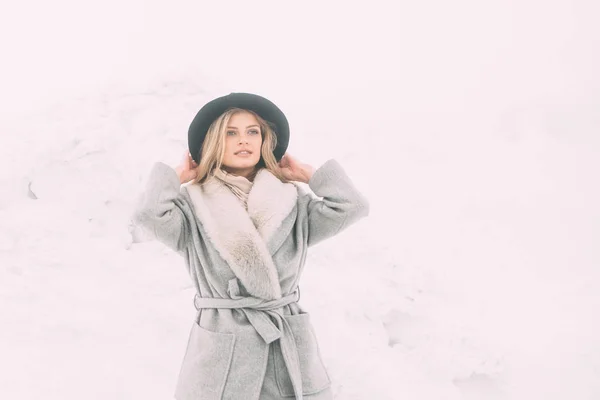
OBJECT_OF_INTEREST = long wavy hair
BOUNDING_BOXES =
[189,108,288,184]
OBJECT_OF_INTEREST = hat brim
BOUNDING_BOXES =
[188,92,290,164]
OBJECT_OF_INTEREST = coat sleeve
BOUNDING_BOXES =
[130,161,193,253]
[303,159,370,247]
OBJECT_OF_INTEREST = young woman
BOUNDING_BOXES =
[131,93,369,400]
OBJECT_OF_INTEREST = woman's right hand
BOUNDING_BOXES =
[175,151,199,184]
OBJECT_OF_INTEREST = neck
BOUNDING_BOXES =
[222,166,257,182]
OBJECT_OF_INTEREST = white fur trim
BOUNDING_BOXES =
[247,169,299,243]
[185,170,297,300]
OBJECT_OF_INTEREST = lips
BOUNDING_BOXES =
[235,150,252,155]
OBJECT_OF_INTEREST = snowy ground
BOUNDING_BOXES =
[1,1,599,399]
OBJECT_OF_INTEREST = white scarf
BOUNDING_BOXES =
[212,168,254,209]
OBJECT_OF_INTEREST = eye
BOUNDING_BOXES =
[226,130,236,136]
[248,129,259,135]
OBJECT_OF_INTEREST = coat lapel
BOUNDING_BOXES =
[184,169,298,300]
[246,169,299,244]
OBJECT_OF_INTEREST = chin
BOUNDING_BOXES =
[238,159,258,167]
[225,158,260,170]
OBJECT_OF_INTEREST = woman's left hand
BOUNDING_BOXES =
[277,153,315,183]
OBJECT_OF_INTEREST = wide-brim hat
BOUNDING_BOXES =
[188,92,290,164]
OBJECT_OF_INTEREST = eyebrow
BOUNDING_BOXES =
[226,125,260,129]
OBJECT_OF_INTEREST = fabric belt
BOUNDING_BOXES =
[193,279,304,400]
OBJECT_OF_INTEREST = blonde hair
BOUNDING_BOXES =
[190,108,288,184]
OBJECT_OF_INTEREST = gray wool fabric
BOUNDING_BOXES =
[130,158,369,400]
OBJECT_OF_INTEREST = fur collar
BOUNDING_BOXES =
[184,169,298,300]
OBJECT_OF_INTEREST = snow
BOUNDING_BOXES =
[1,0,599,399]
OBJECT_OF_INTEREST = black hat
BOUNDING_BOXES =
[188,92,290,163]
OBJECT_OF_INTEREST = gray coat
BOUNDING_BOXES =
[130,159,369,400]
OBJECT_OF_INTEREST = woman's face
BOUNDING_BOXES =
[221,111,263,179]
